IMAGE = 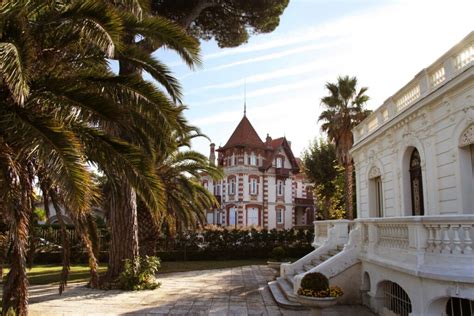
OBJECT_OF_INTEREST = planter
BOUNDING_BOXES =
[296,295,337,316]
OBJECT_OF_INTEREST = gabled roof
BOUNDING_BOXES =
[261,137,300,172]
[221,115,265,150]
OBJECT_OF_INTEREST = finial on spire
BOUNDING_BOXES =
[243,79,247,116]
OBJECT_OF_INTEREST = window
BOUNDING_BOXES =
[276,157,283,168]
[382,281,412,316]
[214,184,221,195]
[231,155,236,166]
[247,208,259,226]
[409,148,424,216]
[446,297,473,316]
[229,178,236,195]
[250,178,258,195]
[250,153,257,165]
[228,207,236,226]
[276,208,284,224]
[203,181,208,190]
[277,180,284,196]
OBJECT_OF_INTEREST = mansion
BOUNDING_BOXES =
[270,32,474,316]
[201,114,315,229]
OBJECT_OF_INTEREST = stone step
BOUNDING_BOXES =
[268,281,307,310]
[337,245,344,251]
[320,254,332,261]
[328,249,341,256]
[303,264,314,272]
[276,277,298,302]
[311,259,323,266]
[295,269,305,275]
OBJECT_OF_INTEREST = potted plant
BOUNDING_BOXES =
[267,246,290,271]
[296,272,343,316]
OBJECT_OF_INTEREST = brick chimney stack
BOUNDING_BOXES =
[209,143,216,165]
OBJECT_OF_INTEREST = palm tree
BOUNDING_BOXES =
[318,76,371,220]
[138,127,223,257]
[0,0,198,312]
[101,1,201,283]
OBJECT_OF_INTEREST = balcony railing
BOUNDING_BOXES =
[275,168,290,177]
[353,32,474,145]
[356,215,474,279]
[294,197,314,206]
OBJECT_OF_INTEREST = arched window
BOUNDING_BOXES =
[369,166,383,217]
[446,297,473,316]
[459,125,474,213]
[382,281,412,316]
[409,149,424,216]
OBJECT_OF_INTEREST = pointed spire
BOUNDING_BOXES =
[243,80,247,116]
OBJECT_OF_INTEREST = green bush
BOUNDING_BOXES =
[269,246,286,261]
[119,256,161,291]
[300,272,329,292]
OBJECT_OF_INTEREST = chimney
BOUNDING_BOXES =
[265,133,272,144]
[209,143,216,165]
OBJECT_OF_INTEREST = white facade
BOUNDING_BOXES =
[278,32,474,315]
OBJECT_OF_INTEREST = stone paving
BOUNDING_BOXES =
[27,265,375,316]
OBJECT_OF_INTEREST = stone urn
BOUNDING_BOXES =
[295,295,337,316]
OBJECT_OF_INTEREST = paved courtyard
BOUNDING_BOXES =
[28,265,375,315]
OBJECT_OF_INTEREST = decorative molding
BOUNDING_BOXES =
[459,124,474,147]
[368,166,382,179]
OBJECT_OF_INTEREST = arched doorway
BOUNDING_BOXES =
[409,148,424,216]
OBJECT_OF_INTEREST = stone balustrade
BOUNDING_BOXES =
[355,215,474,280]
[353,32,474,145]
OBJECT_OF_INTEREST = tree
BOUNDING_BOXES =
[302,139,342,219]
[138,130,223,257]
[102,1,201,284]
[152,0,290,48]
[0,0,199,312]
[318,76,371,220]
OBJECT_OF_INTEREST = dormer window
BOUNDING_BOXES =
[276,157,283,168]
[250,153,257,165]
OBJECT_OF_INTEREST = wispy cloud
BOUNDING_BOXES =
[185,57,338,95]
[179,39,347,80]
[189,75,327,107]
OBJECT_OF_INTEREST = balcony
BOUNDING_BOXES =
[275,168,290,177]
[353,32,474,145]
[294,197,314,206]
[356,215,474,281]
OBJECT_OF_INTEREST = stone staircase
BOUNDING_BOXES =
[268,245,344,309]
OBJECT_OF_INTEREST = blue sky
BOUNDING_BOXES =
[150,0,473,158]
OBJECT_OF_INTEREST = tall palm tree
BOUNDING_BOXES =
[100,1,201,283]
[318,76,371,220]
[0,0,198,312]
[138,127,223,257]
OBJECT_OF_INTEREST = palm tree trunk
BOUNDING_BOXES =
[137,201,159,257]
[105,182,139,284]
[344,161,355,220]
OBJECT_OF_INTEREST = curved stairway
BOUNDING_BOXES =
[268,245,344,309]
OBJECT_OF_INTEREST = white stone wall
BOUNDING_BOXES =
[353,79,474,218]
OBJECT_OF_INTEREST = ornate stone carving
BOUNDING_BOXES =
[459,124,474,147]
[368,166,381,179]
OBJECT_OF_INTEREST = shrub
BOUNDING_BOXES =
[269,246,286,261]
[298,272,343,298]
[119,256,161,291]
[300,272,329,292]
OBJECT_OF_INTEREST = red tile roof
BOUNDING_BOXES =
[221,115,265,150]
